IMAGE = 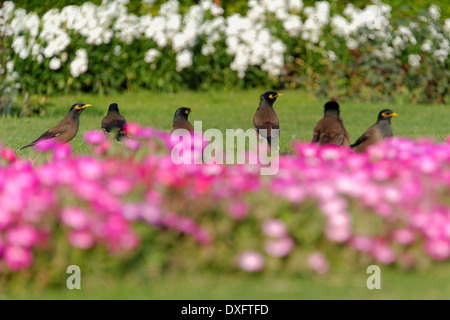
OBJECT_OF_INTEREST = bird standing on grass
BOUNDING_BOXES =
[101,103,127,142]
[351,109,398,152]
[171,107,194,133]
[253,91,281,148]
[18,103,92,151]
[311,101,350,147]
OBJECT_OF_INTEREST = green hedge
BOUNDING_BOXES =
[14,0,450,19]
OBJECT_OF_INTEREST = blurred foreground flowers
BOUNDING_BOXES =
[0,127,449,286]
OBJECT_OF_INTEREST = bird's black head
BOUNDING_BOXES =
[323,101,340,116]
[377,109,398,121]
[174,107,193,120]
[69,103,92,113]
[260,91,282,105]
[108,103,120,112]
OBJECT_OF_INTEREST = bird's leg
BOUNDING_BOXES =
[32,152,42,166]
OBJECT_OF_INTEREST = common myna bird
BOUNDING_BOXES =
[311,101,350,147]
[253,91,281,147]
[171,107,194,133]
[18,103,91,151]
[351,109,398,152]
[102,103,127,142]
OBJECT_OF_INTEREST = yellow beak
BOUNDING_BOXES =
[391,112,398,116]
[75,104,92,109]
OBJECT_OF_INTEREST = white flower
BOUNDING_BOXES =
[327,50,337,61]
[6,61,14,73]
[144,48,161,63]
[421,39,432,52]
[288,0,303,12]
[176,49,193,71]
[283,15,302,37]
[408,54,421,68]
[429,4,440,21]
[49,57,61,70]
[434,49,448,64]
[444,19,450,34]
[70,48,88,78]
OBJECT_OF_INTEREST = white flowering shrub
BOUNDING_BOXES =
[1,0,449,103]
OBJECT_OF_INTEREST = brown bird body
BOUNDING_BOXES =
[253,91,281,147]
[171,107,194,133]
[312,101,350,146]
[18,103,91,151]
[102,103,127,142]
[351,109,398,152]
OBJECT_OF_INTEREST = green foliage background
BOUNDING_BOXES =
[2,0,449,117]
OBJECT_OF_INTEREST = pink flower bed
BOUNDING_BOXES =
[0,127,449,276]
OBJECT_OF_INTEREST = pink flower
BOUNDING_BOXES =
[124,122,140,136]
[371,240,396,264]
[68,230,95,249]
[265,237,295,257]
[122,203,142,221]
[124,138,141,151]
[119,232,140,250]
[0,236,4,257]
[349,236,373,252]
[84,130,106,145]
[193,228,212,246]
[53,143,71,161]
[107,177,134,195]
[307,252,330,274]
[161,212,178,229]
[228,201,249,220]
[94,141,112,155]
[0,209,13,231]
[61,207,89,230]
[424,238,450,261]
[324,213,352,243]
[2,147,17,162]
[140,204,162,226]
[392,228,415,246]
[5,225,39,248]
[237,250,265,272]
[262,219,288,238]
[33,138,61,152]
[176,217,197,234]
[4,245,33,271]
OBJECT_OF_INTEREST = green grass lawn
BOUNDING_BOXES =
[4,262,450,300]
[1,89,450,300]
[2,89,449,157]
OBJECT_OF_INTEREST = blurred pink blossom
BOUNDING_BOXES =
[262,219,288,238]
[265,237,295,258]
[5,225,39,248]
[61,207,89,230]
[84,130,106,145]
[307,252,330,274]
[4,245,33,271]
[68,230,95,249]
[371,239,396,264]
[124,138,141,151]
[392,228,415,246]
[424,238,450,261]
[2,147,17,162]
[228,201,249,220]
[237,250,265,272]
